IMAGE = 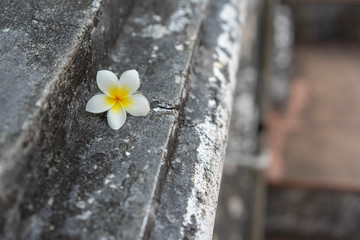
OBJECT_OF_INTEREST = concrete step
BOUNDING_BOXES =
[0,0,259,239]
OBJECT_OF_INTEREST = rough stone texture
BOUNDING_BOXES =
[266,186,360,240]
[146,0,254,239]
[0,0,257,239]
[0,0,133,217]
[0,0,132,169]
[212,0,269,239]
[1,0,134,237]
[0,0,210,239]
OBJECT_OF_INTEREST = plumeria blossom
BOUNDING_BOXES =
[86,70,150,130]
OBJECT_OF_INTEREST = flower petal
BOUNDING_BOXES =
[118,70,140,96]
[122,94,150,116]
[86,94,116,113]
[107,102,127,130]
[97,70,118,97]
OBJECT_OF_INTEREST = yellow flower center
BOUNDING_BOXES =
[105,85,134,109]
[116,86,133,108]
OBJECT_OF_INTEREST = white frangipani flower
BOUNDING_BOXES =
[86,70,150,130]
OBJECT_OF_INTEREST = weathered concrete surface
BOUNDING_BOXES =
[0,0,131,167]
[212,0,269,239]
[0,0,134,238]
[0,0,258,238]
[146,0,252,239]
[0,0,133,207]
[0,0,209,239]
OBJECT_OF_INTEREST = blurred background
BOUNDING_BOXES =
[214,1,360,239]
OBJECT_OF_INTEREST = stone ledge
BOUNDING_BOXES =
[147,0,252,239]
[213,0,268,239]
[0,0,256,239]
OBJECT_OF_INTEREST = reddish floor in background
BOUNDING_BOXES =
[267,42,360,192]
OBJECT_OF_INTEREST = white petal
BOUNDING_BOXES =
[97,70,118,97]
[118,69,140,95]
[86,94,115,113]
[107,103,127,130]
[123,94,150,116]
